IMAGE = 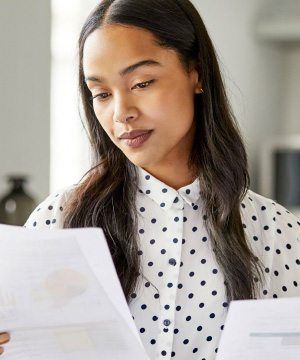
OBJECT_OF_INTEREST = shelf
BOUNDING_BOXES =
[257,20,300,42]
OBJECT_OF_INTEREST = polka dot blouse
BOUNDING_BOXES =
[24,167,300,360]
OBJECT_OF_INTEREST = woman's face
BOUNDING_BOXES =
[83,25,202,173]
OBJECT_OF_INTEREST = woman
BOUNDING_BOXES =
[1,0,300,358]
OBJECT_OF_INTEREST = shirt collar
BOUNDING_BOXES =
[137,167,200,211]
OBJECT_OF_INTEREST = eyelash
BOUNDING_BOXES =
[91,79,155,102]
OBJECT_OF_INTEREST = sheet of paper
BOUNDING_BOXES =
[216,297,300,360]
[0,224,149,360]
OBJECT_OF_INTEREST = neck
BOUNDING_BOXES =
[143,161,195,190]
[142,122,196,189]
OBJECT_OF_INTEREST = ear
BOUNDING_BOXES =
[194,79,203,94]
[193,54,203,94]
[189,66,203,94]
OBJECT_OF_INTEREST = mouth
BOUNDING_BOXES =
[119,129,153,149]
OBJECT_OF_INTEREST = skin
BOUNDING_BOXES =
[0,332,10,355]
[84,25,202,189]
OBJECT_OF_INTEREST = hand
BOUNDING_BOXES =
[0,333,10,355]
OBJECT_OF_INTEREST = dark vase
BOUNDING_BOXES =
[0,176,37,226]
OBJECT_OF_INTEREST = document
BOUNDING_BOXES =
[216,297,300,360]
[0,224,149,360]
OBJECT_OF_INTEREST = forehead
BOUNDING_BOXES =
[83,25,177,75]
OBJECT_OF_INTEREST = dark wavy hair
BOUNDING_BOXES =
[63,0,263,302]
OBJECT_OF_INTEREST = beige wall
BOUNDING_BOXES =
[0,0,51,203]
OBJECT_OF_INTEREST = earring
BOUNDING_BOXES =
[200,88,204,94]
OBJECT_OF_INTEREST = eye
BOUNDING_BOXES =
[92,92,111,101]
[132,80,155,89]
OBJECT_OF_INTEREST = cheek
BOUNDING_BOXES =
[172,81,195,113]
[93,107,122,148]
[157,84,195,128]
[94,106,113,135]
[145,85,183,120]
[146,95,168,121]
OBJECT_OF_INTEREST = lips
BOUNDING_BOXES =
[119,129,153,149]
[119,129,152,139]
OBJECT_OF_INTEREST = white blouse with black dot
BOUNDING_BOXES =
[25,167,300,360]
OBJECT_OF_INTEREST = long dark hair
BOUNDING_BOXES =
[64,0,263,302]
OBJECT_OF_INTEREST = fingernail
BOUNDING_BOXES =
[0,333,10,343]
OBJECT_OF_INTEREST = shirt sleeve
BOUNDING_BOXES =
[24,186,74,230]
[242,190,300,299]
[265,201,300,299]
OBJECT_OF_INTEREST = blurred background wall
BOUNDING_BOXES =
[0,0,51,202]
[0,0,299,214]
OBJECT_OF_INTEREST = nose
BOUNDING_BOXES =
[113,93,138,124]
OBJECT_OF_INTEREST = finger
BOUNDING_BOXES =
[0,347,3,355]
[0,333,10,345]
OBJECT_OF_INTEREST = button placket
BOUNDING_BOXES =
[155,196,184,359]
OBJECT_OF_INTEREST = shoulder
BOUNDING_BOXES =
[242,190,300,299]
[24,185,75,230]
[242,189,300,232]
[241,188,300,256]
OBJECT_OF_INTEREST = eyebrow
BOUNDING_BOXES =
[85,59,162,83]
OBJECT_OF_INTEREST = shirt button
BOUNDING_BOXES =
[163,319,171,326]
[169,258,177,266]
